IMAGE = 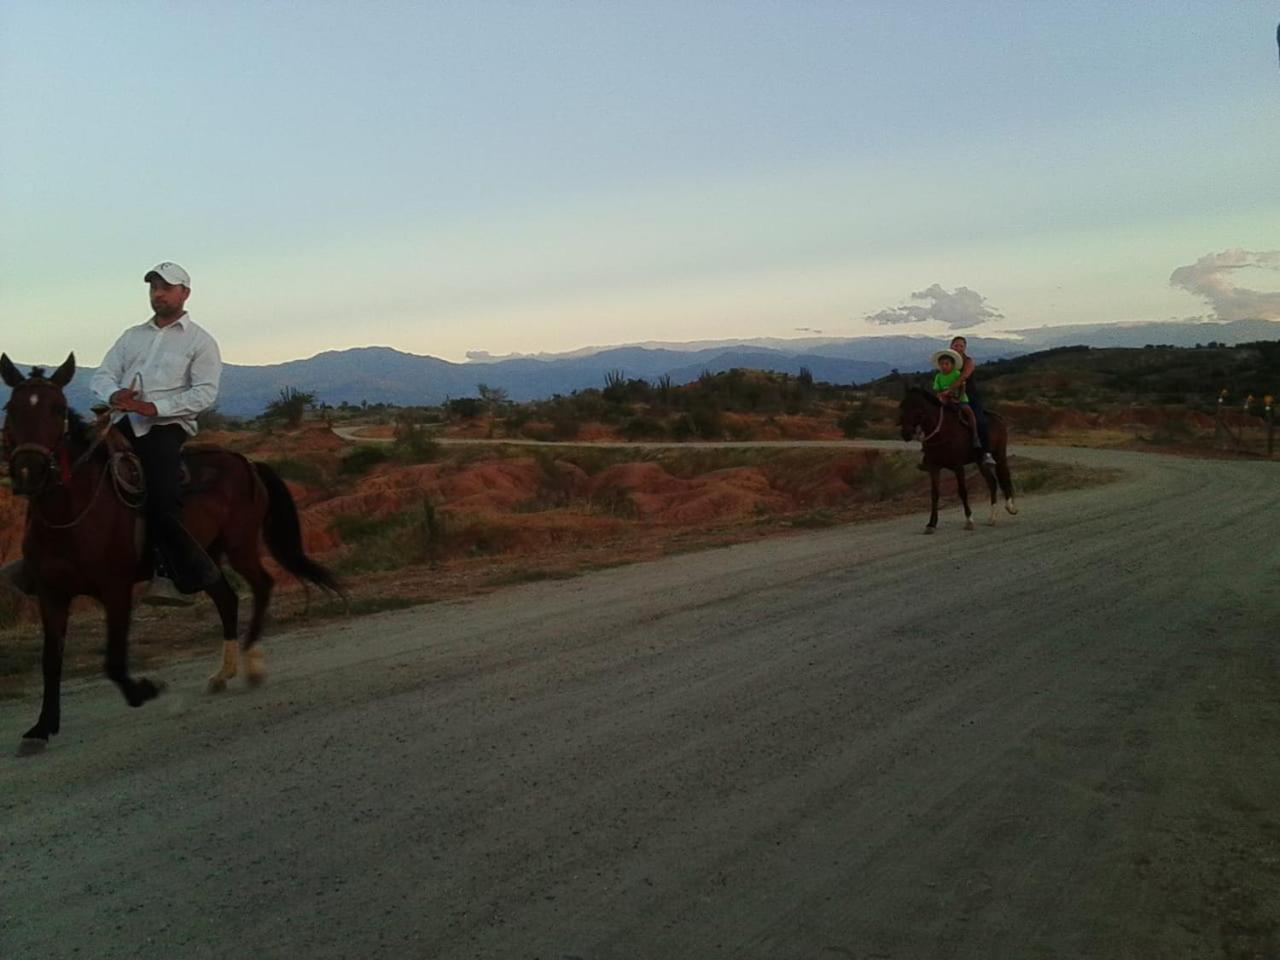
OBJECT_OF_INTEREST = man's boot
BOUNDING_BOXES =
[142,518,220,607]
[143,565,194,607]
[0,559,37,597]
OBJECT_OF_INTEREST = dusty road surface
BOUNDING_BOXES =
[2,446,1277,959]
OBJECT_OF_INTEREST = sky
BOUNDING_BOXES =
[2,1,1278,366]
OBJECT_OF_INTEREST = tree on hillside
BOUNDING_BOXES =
[477,383,509,413]
[264,386,316,428]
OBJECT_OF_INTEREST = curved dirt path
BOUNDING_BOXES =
[2,446,1277,958]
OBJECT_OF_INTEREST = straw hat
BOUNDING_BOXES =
[931,348,962,370]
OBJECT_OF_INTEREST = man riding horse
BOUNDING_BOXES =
[3,261,221,605]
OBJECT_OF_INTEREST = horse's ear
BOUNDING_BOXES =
[49,352,75,387]
[0,354,23,388]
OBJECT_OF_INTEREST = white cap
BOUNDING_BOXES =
[144,261,191,287]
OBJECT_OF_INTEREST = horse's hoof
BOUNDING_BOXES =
[206,676,228,694]
[244,649,266,687]
[1005,501,1019,515]
[128,678,165,707]
[924,526,936,535]
[964,520,975,531]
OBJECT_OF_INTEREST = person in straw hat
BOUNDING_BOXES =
[930,348,982,450]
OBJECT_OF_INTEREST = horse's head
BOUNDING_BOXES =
[2,353,76,496]
[898,386,938,442]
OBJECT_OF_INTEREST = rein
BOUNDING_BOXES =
[8,409,121,530]
[35,460,112,530]
[70,416,115,472]
[917,401,947,443]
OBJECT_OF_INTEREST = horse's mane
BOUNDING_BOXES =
[904,385,943,407]
[64,409,114,464]
[66,409,95,446]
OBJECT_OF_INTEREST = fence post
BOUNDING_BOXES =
[1266,395,1275,458]
[1244,395,1254,454]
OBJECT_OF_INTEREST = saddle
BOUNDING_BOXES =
[104,435,224,505]
[97,427,229,563]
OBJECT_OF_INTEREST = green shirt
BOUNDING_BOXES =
[932,368,968,402]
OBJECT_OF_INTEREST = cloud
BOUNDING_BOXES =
[867,283,1003,330]
[1169,249,1280,321]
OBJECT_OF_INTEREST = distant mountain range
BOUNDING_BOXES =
[4,319,1276,418]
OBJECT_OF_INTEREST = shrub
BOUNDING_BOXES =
[332,499,447,571]
[689,404,724,439]
[447,397,484,419]
[837,406,868,439]
[551,417,581,441]
[264,386,316,427]
[339,445,390,476]
[621,416,667,441]
[392,417,440,463]
[857,453,920,501]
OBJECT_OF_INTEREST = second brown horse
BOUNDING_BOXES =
[900,386,1018,533]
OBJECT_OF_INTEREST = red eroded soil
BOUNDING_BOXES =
[301,448,913,562]
[721,414,843,441]
[996,403,1218,434]
[0,487,25,565]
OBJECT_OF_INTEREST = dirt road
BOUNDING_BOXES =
[2,445,1277,959]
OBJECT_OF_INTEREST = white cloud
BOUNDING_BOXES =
[1168,249,1280,321]
[867,283,1003,330]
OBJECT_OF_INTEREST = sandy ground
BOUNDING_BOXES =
[1,444,1277,959]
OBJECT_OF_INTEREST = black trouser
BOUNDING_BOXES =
[120,419,219,592]
[968,390,991,451]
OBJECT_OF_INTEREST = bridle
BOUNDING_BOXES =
[2,381,70,487]
[904,392,947,444]
[4,379,116,526]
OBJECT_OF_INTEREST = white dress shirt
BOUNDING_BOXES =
[90,313,222,436]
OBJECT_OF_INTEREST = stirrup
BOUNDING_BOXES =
[142,576,195,607]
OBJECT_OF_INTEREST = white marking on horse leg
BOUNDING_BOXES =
[988,503,997,525]
[1005,497,1018,515]
[206,640,238,693]
[244,648,266,687]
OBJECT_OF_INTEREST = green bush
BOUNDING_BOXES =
[339,445,391,476]
[392,419,441,463]
[332,500,447,572]
[837,407,868,439]
[857,453,921,501]
[552,417,581,441]
[621,416,667,441]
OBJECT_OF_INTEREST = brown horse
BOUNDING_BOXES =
[899,386,1017,533]
[1,353,341,748]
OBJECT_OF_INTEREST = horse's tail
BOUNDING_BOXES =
[254,462,345,596]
